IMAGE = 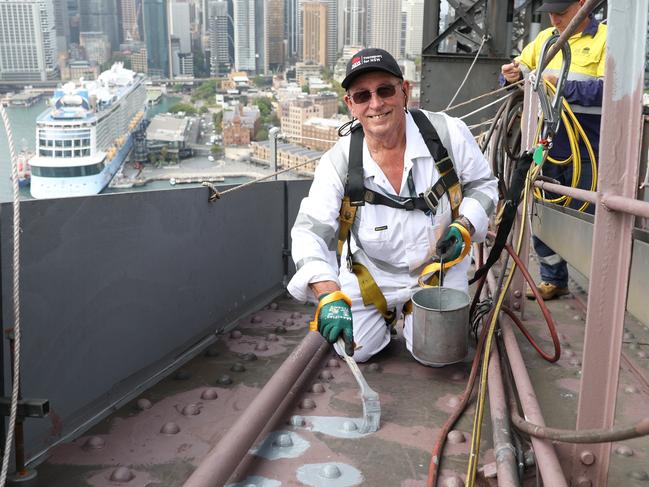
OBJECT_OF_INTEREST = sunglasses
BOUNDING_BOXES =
[348,82,401,104]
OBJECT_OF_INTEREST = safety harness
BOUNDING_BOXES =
[337,109,464,324]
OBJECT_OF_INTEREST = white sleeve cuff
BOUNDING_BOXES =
[287,260,340,303]
[459,197,489,243]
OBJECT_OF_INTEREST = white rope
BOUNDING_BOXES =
[218,155,321,196]
[459,92,514,121]
[446,35,489,110]
[0,103,22,485]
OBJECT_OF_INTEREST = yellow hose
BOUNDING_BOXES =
[532,80,598,212]
[465,162,534,486]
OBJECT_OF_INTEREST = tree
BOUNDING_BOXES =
[255,128,268,141]
[255,97,273,118]
[193,49,209,78]
[169,102,197,115]
[213,111,223,134]
[159,146,169,163]
[102,53,131,71]
[211,144,223,155]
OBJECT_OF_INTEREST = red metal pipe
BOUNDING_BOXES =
[601,193,649,219]
[486,314,520,486]
[184,332,330,487]
[533,180,598,205]
[500,314,569,487]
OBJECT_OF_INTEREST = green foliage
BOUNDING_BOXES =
[213,111,223,134]
[191,79,219,102]
[253,75,272,87]
[255,128,268,141]
[255,97,273,117]
[211,144,223,155]
[168,102,197,115]
[102,53,131,72]
[199,106,209,114]
[302,85,309,93]
[193,49,209,78]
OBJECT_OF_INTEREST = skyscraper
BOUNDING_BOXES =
[343,0,366,48]
[254,0,265,73]
[207,0,232,75]
[169,0,193,77]
[265,0,284,72]
[80,0,120,51]
[285,0,299,61]
[404,0,424,58]
[368,0,401,57]
[120,0,141,41]
[322,0,337,67]
[302,1,327,67]
[0,0,59,81]
[143,0,170,77]
[53,0,70,54]
[232,0,255,72]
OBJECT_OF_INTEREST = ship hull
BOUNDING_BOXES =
[30,133,134,199]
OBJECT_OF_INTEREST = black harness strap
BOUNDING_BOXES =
[469,151,533,284]
[346,109,455,213]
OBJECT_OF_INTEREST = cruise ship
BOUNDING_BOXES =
[28,63,146,199]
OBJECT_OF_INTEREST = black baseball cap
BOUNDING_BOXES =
[537,0,578,13]
[341,48,403,90]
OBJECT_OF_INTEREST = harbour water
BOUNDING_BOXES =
[0,95,255,202]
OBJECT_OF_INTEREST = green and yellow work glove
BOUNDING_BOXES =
[309,291,354,356]
[436,219,471,262]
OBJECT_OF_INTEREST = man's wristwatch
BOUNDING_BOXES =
[456,215,475,236]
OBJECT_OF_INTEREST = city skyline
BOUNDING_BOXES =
[0,0,425,82]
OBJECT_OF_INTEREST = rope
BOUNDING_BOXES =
[443,79,524,114]
[217,156,321,196]
[459,92,515,121]
[0,103,22,486]
[446,35,489,109]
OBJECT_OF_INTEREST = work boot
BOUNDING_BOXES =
[526,282,570,300]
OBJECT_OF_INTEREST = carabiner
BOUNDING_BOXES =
[531,33,572,142]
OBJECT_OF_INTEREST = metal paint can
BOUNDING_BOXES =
[411,287,470,366]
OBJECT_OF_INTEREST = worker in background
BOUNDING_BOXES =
[288,48,498,363]
[500,0,606,300]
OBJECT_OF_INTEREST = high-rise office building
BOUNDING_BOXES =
[285,0,299,61]
[343,0,365,48]
[143,0,170,77]
[322,0,337,67]
[53,0,70,54]
[80,31,111,66]
[0,0,59,81]
[232,0,255,72]
[207,0,232,75]
[170,0,192,52]
[80,0,120,51]
[254,0,265,73]
[169,0,193,77]
[404,0,424,58]
[302,1,327,67]
[120,0,141,41]
[368,0,401,57]
[265,0,284,72]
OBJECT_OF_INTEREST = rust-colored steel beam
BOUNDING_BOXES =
[487,335,521,486]
[500,314,568,487]
[571,1,648,485]
[183,332,329,487]
[601,194,649,219]
[532,180,598,205]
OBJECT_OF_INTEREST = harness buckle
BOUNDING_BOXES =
[422,187,439,214]
[346,252,354,273]
[402,198,415,211]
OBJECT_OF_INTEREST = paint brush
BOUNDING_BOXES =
[336,338,381,433]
